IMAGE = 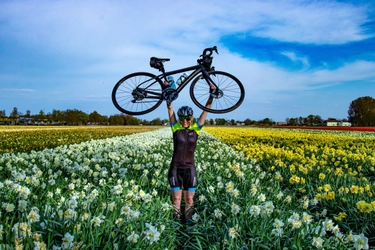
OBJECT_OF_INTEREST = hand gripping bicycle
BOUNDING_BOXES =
[112,46,245,115]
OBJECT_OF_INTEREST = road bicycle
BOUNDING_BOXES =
[112,46,245,116]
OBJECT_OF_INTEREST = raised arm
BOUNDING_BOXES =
[164,79,177,125]
[198,85,214,126]
[167,102,176,124]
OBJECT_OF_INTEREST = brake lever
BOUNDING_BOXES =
[213,46,219,54]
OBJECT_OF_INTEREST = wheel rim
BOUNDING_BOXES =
[190,71,244,113]
[112,73,163,115]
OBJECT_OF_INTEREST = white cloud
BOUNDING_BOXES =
[280,51,310,69]
[1,0,371,57]
[1,88,35,92]
[217,51,375,96]
[245,1,370,44]
[0,0,374,120]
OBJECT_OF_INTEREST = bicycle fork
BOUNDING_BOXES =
[201,68,222,99]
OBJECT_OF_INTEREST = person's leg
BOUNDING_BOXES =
[168,167,183,219]
[184,167,197,221]
[171,189,182,218]
[184,189,195,221]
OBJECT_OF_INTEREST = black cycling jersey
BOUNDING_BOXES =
[168,121,202,191]
[171,129,198,168]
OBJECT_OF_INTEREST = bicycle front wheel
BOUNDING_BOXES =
[112,72,164,115]
[190,71,245,113]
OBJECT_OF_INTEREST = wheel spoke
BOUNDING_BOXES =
[112,73,163,115]
[190,71,244,114]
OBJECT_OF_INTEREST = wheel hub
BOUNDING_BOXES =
[210,89,223,98]
[132,89,147,101]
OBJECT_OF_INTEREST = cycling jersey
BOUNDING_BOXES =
[170,121,202,168]
[168,121,202,191]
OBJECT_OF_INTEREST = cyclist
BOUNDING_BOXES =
[166,85,214,222]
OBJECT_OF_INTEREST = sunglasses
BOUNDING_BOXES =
[179,116,192,121]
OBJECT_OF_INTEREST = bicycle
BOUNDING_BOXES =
[112,46,245,116]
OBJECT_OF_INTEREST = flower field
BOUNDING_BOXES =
[0,126,374,249]
[274,126,375,132]
[204,127,375,249]
[0,126,159,154]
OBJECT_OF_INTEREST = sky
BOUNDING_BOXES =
[1,0,375,122]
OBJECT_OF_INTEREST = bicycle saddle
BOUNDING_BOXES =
[150,57,170,62]
[150,57,170,71]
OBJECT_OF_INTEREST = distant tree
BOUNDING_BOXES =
[162,119,169,125]
[65,109,88,125]
[124,115,141,125]
[298,116,304,125]
[230,119,236,125]
[140,119,150,125]
[209,119,214,125]
[38,110,46,121]
[260,117,274,126]
[101,115,109,124]
[50,109,65,124]
[109,114,125,125]
[10,107,19,117]
[286,118,298,126]
[215,118,226,125]
[150,118,162,125]
[89,111,102,124]
[314,115,323,125]
[10,107,19,124]
[1,110,5,117]
[77,111,88,125]
[327,117,337,121]
[46,112,53,123]
[348,96,375,126]
[307,114,314,125]
[26,110,31,117]
[244,118,251,126]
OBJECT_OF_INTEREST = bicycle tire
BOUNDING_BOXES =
[190,71,245,114]
[112,72,164,115]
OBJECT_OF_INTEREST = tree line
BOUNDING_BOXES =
[0,108,151,126]
[1,96,374,126]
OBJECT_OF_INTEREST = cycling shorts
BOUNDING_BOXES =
[168,166,197,192]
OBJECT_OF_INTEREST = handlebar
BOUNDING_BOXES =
[197,46,218,70]
[201,46,219,57]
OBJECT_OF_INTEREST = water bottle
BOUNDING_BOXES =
[166,76,176,89]
[176,73,188,86]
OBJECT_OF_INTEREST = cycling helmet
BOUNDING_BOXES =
[177,106,193,117]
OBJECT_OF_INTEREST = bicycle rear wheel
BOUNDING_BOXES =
[112,72,164,115]
[190,71,245,113]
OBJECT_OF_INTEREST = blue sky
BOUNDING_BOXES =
[1,0,374,122]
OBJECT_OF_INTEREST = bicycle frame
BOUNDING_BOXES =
[138,64,215,101]
[162,64,214,93]
[112,46,245,115]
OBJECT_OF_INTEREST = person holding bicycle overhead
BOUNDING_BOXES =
[167,84,214,223]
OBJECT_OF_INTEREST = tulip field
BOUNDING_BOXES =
[0,126,374,249]
[0,126,160,155]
